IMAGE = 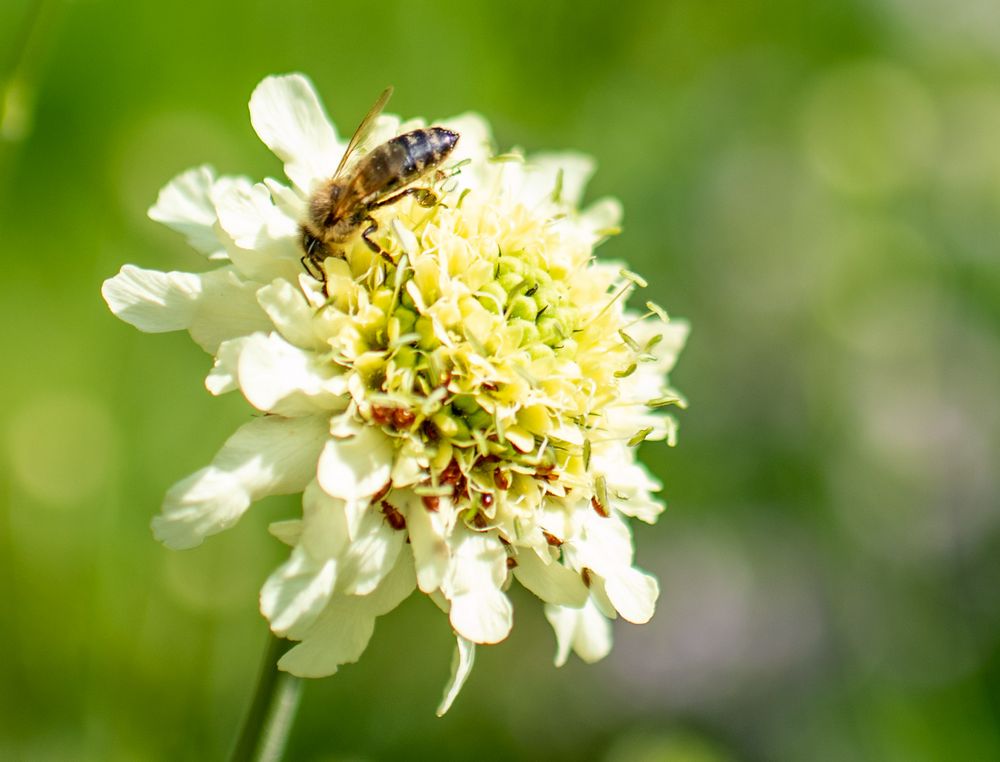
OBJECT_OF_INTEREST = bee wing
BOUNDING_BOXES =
[333,86,394,179]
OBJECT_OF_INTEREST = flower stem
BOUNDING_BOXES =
[229,632,303,762]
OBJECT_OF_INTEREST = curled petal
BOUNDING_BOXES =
[152,415,327,549]
[436,636,476,717]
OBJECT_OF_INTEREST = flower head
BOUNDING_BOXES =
[102,74,687,714]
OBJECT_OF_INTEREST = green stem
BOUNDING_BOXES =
[229,632,303,762]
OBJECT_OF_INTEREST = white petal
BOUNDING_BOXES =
[237,331,348,416]
[544,599,613,667]
[268,519,302,546]
[211,176,303,284]
[404,496,451,593]
[530,152,595,207]
[603,566,659,624]
[260,546,336,637]
[249,73,343,194]
[148,165,226,258]
[316,425,394,501]
[299,480,351,560]
[513,549,588,607]
[256,278,323,350]
[449,586,513,645]
[337,505,405,596]
[206,336,249,395]
[278,545,416,677]
[152,415,327,549]
[443,532,513,644]
[102,264,272,354]
[436,636,476,717]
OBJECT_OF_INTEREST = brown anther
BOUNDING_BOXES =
[422,495,440,512]
[380,500,406,531]
[481,381,499,392]
[493,467,510,490]
[591,496,609,517]
[421,420,439,441]
[481,492,494,508]
[370,405,393,426]
[581,568,592,587]
[441,458,462,484]
[535,465,558,483]
[472,512,487,529]
[506,556,518,570]
[543,531,563,547]
[392,408,416,429]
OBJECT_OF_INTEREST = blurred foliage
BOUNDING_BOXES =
[2,0,1000,760]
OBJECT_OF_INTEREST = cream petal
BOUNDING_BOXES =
[256,278,323,350]
[299,480,351,560]
[544,599,613,667]
[449,587,513,645]
[513,549,588,607]
[152,415,327,549]
[102,264,272,354]
[278,546,416,677]
[404,496,451,594]
[529,152,596,207]
[237,331,348,416]
[260,546,337,637]
[268,519,302,546]
[436,636,476,717]
[148,165,226,258]
[444,532,513,644]
[337,505,405,596]
[316,425,394,501]
[211,176,303,284]
[603,566,659,625]
[249,73,343,194]
[205,336,249,395]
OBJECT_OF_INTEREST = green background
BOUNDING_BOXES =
[3,0,1000,760]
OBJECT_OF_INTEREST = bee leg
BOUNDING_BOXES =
[301,255,326,281]
[361,217,394,263]
[372,187,441,210]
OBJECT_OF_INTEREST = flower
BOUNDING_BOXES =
[102,73,687,715]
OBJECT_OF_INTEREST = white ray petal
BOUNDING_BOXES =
[316,425,394,502]
[278,546,416,677]
[148,165,226,258]
[249,73,343,195]
[152,415,327,549]
[101,264,271,354]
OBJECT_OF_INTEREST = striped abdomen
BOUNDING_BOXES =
[346,127,459,207]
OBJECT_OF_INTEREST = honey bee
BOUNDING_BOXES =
[300,86,460,276]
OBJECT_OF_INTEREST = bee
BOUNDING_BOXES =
[300,86,459,276]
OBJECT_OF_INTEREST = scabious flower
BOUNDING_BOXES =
[102,73,687,714]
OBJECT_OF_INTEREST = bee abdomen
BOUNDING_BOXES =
[393,127,459,178]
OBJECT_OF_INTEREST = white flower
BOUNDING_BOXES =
[102,73,687,715]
